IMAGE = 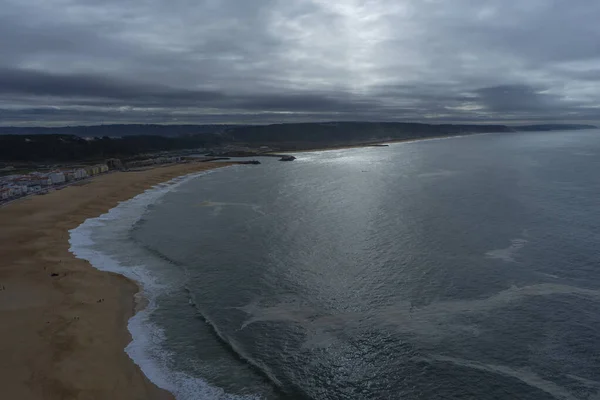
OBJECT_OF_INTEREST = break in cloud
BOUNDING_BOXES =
[1,0,600,126]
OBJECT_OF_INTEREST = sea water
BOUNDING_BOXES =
[71,130,600,399]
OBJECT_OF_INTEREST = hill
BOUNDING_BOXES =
[225,122,512,149]
[0,121,515,162]
[513,124,597,132]
[0,124,235,137]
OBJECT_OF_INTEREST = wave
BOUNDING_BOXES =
[68,168,259,400]
[183,287,287,392]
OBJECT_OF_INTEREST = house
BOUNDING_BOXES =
[106,159,123,170]
[64,171,76,182]
[84,166,99,176]
[13,177,33,192]
[29,174,52,187]
[48,172,66,185]
[8,186,22,198]
[75,168,88,179]
[28,185,42,193]
[62,168,86,182]
[97,164,109,173]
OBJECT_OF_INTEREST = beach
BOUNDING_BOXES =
[0,162,232,400]
[273,133,493,155]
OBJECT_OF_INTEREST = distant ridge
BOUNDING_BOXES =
[0,121,512,138]
[1,121,512,162]
[513,124,598,132]
[2,121,595,162]
[224,122,512,147]
[0,124,237,137]
[4,122,595,139]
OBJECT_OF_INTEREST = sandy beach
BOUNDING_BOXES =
[0,162,232,400]
[276,134,483,154]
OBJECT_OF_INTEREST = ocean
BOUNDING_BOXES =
[70,129,600,400]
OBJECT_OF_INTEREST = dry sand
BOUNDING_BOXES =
[0,162,233,400]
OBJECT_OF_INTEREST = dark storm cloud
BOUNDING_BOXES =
[0,67,386,115]
[234,93,383,113]
[475,85,565,113]
[1,0,599,126]
[0,68,223,101]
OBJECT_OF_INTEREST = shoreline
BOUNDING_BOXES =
[272,131,502,155]
[0,132,501,399]
[0,161,233,400]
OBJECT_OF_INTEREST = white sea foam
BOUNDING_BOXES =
[486,238,528,262]
[417,170,459,178]
[239,283,600,349]
[417,355,582,400]
[69,168,258,400]
[197,201,265,216]
[567,374,600,390]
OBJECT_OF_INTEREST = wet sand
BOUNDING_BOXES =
[0,162,232,400]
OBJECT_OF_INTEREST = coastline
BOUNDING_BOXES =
[277,131,501,154]
[0,161,233,400]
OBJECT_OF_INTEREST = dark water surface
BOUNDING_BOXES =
[90,130,600,399]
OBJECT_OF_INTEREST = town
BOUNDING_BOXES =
[0,144,293,205]
[0,163,110,203]
[0,155,186,204]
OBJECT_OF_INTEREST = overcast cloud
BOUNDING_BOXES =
[1,0,600,126]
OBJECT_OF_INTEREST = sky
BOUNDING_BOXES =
[1,0,600,126]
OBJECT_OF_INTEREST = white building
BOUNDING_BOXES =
[8,186,22,197]
[48,172,66,185]
[30,174,52,187]
[63,169,87,182]
[64,171,76,182]
[11,178,32,193]
[74,168,88,180]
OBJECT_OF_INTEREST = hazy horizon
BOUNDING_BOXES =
[2,0,600,126]
[1,121,598,130]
